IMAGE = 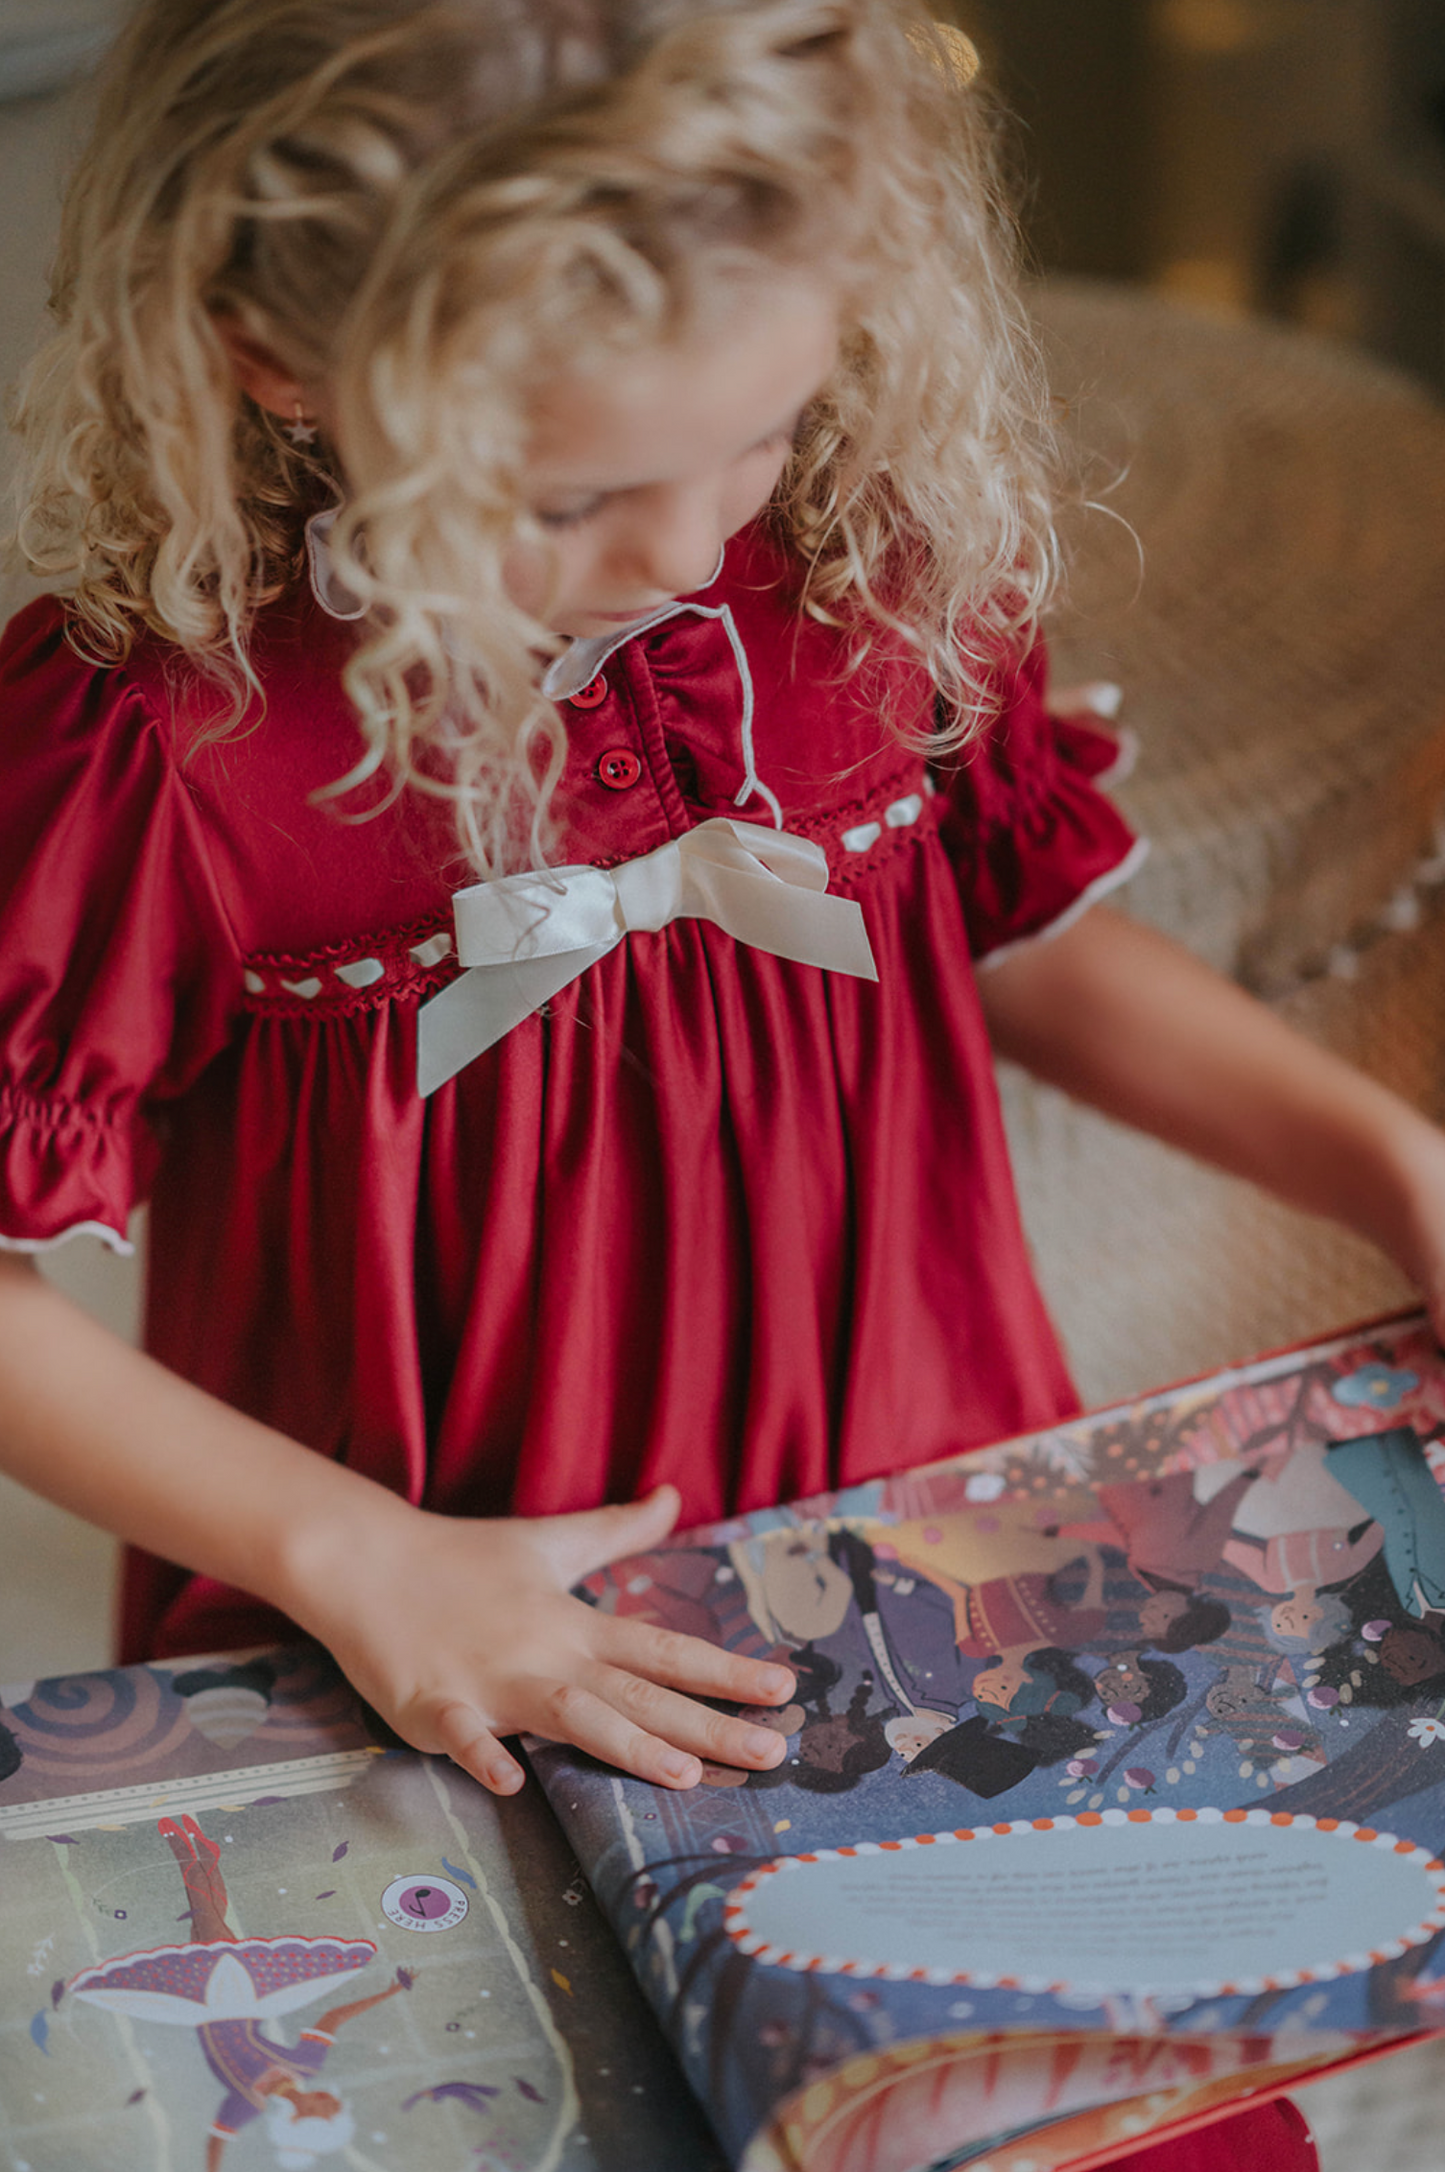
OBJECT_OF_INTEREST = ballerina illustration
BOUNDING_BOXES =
[69,1811,413,2169]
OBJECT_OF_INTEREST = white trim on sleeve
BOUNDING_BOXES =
[975,835,1151,973]
[1092,723,1140,790]
[1048,680,1123,722]
[0,1220,135,1258]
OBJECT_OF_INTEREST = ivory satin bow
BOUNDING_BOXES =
[417,816,877,1094]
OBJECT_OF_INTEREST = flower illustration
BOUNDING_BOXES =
[1122,1767,1156,1792]
[1409,1691,1445,1749]
[1361,1620,1392,1643]
[1105,1701,1142,1726]
[1065,1757,1098,1778]
[1332,1363,1419,1411]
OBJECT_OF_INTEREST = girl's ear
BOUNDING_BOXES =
[211,312,308,420]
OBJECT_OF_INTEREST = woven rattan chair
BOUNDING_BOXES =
[1004,279,1445,1405]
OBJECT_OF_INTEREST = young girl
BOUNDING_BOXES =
[1,6,1441,2161]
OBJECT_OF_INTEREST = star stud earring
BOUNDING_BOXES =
[285,401,318,447]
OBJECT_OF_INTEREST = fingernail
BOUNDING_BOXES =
[759,1668,794,1694]
[747,1729,782,1759]
[662,1752,697,1783]
[489,1764,523,1793]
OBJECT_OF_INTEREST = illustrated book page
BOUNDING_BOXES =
[8,1312,1445,2172]
[0,1643,723,2172]
[529,1311,1445,2171]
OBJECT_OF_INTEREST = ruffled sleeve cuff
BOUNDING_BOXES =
[935,642,1147,965]
[0,598,242,1253]
[0,1087,149,1255]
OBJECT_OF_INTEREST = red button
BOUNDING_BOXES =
[596,747,643,791]
[569,674,609,709]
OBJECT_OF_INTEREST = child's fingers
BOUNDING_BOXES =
[525,1673,783,1789]
[519,1678,707,1790]
[588,1662,788,1773]
[425,1697,526,1796]
[596,1613,794,1706]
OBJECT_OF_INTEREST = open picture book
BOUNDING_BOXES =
[6,1312,1445,2172]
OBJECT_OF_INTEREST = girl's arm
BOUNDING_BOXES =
[976,905,1445,1333]
[0,1255,794,1794]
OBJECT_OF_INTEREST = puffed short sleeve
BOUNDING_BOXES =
[934,636,1144,963]
[0,599,242,1252]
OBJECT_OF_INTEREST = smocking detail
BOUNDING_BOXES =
[840,790,927,855]
[242,767,940,1023]
[241,910,459,1017]
[763,763,936,892]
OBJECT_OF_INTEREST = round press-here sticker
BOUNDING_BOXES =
[382,1873,470,1932]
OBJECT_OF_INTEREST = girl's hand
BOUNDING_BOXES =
[0,1262,793,1799]
[292,1484,797,1797]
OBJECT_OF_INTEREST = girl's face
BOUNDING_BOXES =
[506,276,839,639]
[1095,1654,1150,1709]
[1270,1592,1324,1643]
[888,1710,953,1762]
[757,1529,854,1642]
[1138,1588,1187,1642]
[1381,1625,1445,1686]
[1205,1668,1275,1723]
[974,1652,1031,1712]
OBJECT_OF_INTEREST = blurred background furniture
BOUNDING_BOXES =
[954,0,1445,398]
[937,2,1445,1402]
[1004,278,1445,1405]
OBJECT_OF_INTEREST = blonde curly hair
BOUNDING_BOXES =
[14,0,1058,875]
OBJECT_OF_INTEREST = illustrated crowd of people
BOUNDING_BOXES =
[585,1416,1445,1803]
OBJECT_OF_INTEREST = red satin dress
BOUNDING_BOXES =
[2,515,1134,1666]
[0,518,1318,2172]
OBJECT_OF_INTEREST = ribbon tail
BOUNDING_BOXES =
[702,867,878,983]
[417,945,614,1095]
